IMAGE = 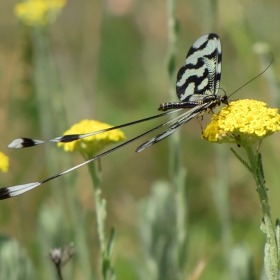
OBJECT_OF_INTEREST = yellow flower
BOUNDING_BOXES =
[14,0,66,26]
[0,152,9,173]
[58,119,126,157]
[203,99,280,146]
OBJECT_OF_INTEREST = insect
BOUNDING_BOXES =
[0,33,269,199]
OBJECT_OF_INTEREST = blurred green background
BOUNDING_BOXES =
[1,0,280,279]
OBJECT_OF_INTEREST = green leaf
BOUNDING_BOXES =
[230,148,252,173]
[107,226,115,257]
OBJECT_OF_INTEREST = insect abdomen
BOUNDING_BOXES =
[158,101,202,111]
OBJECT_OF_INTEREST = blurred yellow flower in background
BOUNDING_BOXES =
[14,0,66,26]
[0,152,9,173]
[203,99,280,146]
[58,119,126,157]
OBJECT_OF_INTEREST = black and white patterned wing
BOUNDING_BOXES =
[176,33,222,102]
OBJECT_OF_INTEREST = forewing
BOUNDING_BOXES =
[176,33,222,102]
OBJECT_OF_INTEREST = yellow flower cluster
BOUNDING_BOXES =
[14,0,66,26]
[0,152,9,173]
[203,99,280,146]
[58,119,126,157]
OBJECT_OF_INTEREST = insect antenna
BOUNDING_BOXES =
[227,53,274,99]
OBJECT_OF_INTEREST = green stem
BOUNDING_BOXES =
[166,0,188,278]
[87,158,115,280]
[166,0,179,178]
[243,145,279,279]
[88,159,106,253]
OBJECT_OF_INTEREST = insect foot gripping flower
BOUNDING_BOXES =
[202,99,280,147]
[14,0,66,26]
[58,119,126,158]
[0,152,9,173]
